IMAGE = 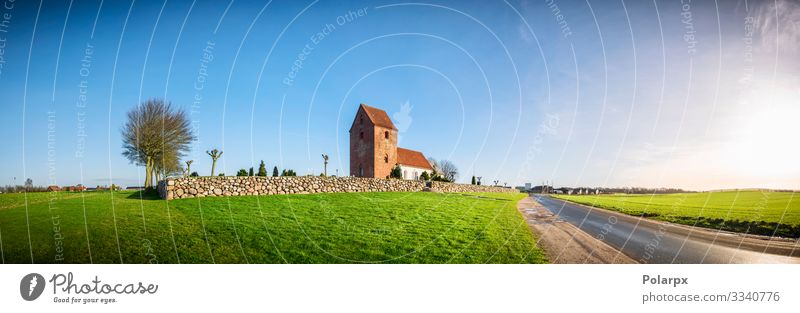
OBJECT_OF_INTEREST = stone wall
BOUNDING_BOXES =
[429,181,519,194]
[157,176,519,200]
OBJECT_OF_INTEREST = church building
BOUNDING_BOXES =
[349,103,433,180]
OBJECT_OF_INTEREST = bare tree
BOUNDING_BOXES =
[184,160,193,176]
[321,154,329,176]
[207,149,223,176]
[427,157,439,175]
[436,159,458,182]
[122,99,194,188]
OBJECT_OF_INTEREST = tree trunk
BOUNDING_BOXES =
[211,159,217,176]
[144,157,153,188]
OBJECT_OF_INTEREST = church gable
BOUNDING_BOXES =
[350,103,397,132]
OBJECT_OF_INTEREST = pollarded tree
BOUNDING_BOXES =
[206,149,223,176]
[184,160,194,177]
[122,99,194,188]
[321,154,329,176]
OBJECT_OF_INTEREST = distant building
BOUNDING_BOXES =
[349,104,433,179]
[47,185,60,192]
[64,185,86,192]
[126,186,145,191]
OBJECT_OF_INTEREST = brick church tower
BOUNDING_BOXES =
[349,104,398,178]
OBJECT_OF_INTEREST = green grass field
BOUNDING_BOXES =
[0,191,545,264]
[553,191,800,237]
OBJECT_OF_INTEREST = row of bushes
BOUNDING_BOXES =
[187,160,298,178]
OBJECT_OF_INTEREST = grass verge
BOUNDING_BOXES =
[552,191,800,238]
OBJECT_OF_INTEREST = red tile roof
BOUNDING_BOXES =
[359,103,397,130]
[397,148,433,170]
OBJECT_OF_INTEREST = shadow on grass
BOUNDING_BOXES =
[126,189,161,200]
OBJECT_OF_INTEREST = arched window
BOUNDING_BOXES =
[384,131,389,139]
[359,166,364,177]
[360,117,364,125]
[359,131,364,139]
[384,154,389,163]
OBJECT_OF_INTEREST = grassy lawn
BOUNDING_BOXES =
[0,190,545,264]
[552,191,800,238]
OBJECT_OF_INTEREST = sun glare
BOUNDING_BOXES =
[729,83,800,181]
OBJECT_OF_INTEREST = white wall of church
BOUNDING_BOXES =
[398,165,430,180]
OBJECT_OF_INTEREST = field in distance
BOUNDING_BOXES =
[552,191,800,238]
[0,191,545,264]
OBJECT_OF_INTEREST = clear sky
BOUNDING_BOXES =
[0,0,797,190]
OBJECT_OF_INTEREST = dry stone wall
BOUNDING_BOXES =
[157,176,518,200]
[429,181,519,194]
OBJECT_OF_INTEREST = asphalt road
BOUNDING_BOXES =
[534,195,800,264]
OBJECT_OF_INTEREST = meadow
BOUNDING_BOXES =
[553,191,800,238]
[0,190,545,264]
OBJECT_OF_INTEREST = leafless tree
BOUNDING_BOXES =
[121,99,194,188]
[321,154,329,176]
[427,157,440,176]
[436,159,458,182]
[184,160,193,176]
[207,149,223,176]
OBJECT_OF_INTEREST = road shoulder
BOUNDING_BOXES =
[518,196,636,264]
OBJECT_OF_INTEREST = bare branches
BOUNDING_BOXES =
[121,98,195,188]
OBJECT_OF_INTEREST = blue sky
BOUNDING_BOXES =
[0,0,797,190]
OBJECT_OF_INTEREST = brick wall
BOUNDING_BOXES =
[372,126,397,179]
[350,111,374,177]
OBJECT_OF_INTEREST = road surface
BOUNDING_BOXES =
[534,195,800,264]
